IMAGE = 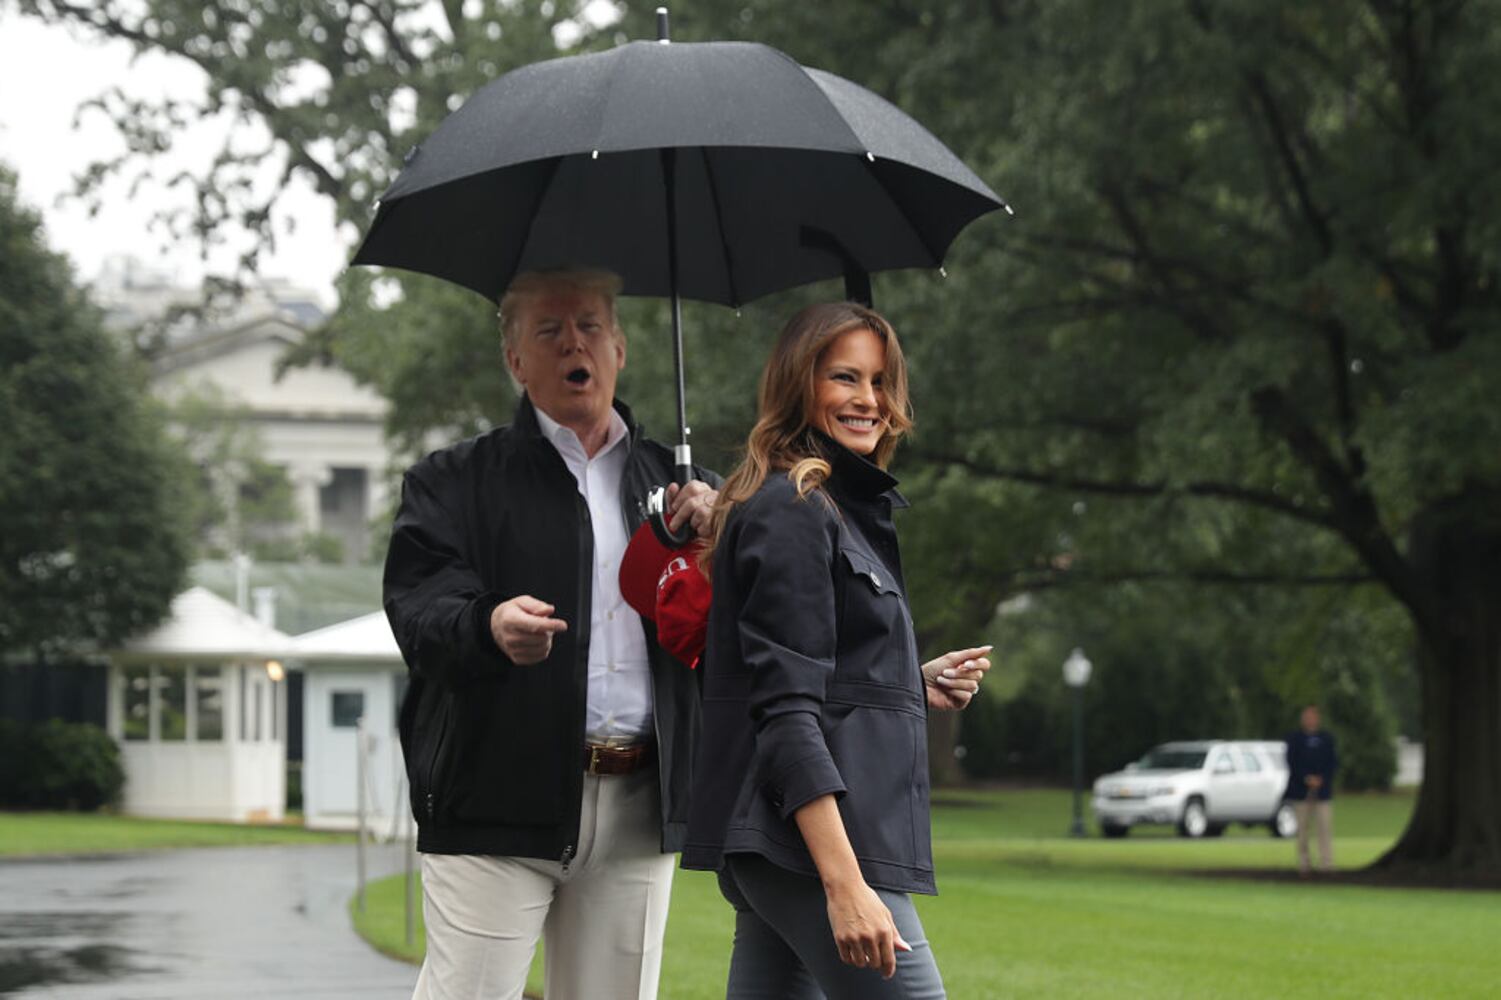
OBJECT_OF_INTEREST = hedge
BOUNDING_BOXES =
[0,719,125,811]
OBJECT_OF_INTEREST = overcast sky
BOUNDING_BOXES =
[0,13,346,305]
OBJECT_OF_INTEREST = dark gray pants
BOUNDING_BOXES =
[718,854,946,1000]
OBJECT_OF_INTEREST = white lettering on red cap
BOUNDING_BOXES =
[658,556,689,591]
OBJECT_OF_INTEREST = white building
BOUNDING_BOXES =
[289,611,410,834]
[97,264,397,562]
[107,587,293,822]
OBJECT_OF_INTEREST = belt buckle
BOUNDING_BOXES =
[588,745,604,775]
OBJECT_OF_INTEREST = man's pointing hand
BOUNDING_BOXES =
[492,595,568,665]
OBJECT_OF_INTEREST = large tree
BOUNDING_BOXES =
[0,165,192,657]
[979,0,1500,879]
[28,0,1500,878]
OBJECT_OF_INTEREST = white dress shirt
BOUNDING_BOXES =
[535,406,655,745]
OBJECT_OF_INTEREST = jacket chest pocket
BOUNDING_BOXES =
[837,546,919,690]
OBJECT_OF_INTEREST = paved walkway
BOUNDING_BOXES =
[0,843,419,998]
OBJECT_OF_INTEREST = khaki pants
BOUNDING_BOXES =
[413,768,675,1000]
[1294,799,1333,872]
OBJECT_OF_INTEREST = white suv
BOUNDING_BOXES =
[1092,740,1298,839]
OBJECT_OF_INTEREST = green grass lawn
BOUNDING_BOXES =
[352,788,1501,999]
[0,811,350,856]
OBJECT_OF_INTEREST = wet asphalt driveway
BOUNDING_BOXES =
[0,843,418,998]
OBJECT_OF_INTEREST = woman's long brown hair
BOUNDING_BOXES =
[701,302,913,569]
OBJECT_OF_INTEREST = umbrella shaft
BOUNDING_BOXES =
[663,147,691,480]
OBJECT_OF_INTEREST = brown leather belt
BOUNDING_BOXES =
[583,741,656,776]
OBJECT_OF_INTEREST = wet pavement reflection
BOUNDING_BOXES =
[0,844,416,998]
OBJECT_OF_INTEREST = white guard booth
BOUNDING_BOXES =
[107,587,293,821]
[290,611,411,834]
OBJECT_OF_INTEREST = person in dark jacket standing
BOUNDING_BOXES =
[383,268,719,1000]
[683,302,991,999]
[1284,704,1338,875]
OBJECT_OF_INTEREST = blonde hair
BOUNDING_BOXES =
[498,268,624,350]
[702,302,913,568]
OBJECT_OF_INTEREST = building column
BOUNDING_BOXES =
[366,467,392,529]
[286,462,333,535]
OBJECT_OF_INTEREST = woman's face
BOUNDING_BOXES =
[810,326,888,456]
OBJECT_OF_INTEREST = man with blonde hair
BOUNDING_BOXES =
[384,267,719,999]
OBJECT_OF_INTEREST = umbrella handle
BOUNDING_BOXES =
[645,483,693,549]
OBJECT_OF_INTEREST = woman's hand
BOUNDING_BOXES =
[824,878,911,979]
[922,645,992,711]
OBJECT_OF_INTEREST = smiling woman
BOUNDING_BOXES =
[682,302,992,999]
[811,326,893,457]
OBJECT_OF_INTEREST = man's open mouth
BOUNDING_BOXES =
[566,367,592,385]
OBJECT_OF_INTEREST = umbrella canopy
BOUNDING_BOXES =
[352,38,1006,305]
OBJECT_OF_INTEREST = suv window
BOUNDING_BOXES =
[1240,749,1263,772]
[1211,750,1237,774]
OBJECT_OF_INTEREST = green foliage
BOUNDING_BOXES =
[0,165,192,655]
[167,383,302,559]
[958,582,1400,790]
[0,719,125,811]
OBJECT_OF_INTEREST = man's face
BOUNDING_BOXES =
[1301,706,1321,732]
[506,287,625,433]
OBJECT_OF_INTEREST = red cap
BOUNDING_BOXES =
[619,521,711,668]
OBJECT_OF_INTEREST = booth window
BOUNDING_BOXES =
[157,667,187,741]
[331,690,365,728]
[123,665,151,741]
[194,667,224,742]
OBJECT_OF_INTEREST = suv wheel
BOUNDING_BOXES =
[1178,796,1210,838]
[1101,823,1129,839]
[1270,802,1298,838]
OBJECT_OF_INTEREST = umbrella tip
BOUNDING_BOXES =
[656,7,670,43]
[1003,201,1015,216]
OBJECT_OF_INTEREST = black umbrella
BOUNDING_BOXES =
[353,9,1007,542]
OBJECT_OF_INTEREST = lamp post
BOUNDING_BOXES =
[1062,647,1093,837]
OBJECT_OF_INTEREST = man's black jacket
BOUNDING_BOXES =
[682,436,936,895]
[383,396,716,860]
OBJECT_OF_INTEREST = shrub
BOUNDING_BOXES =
[0,719,125,810]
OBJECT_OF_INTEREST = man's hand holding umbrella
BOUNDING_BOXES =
[664,480,718,538]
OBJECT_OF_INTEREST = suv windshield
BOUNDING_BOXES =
[1138,748,1208,770]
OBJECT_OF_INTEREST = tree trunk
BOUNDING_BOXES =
[1374,491,1501,881]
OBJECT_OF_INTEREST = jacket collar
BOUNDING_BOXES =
[811,430,907,508]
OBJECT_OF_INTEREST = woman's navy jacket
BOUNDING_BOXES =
[682,437,935,895]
